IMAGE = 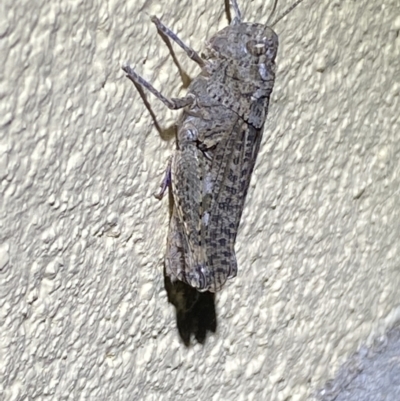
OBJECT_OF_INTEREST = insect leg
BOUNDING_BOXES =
[123,65,195,110]
[230,0,242,25]
[150,16,205,67]
[154,157,172,200]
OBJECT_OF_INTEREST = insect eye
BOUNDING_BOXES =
[246,40,266,56]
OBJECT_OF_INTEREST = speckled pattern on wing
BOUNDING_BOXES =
[165,23,277,292]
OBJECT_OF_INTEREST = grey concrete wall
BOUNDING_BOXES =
[1,0,399,400]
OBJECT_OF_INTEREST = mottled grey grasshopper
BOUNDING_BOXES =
[123,0,305,298]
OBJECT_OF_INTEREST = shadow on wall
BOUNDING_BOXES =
[164,269,217,346]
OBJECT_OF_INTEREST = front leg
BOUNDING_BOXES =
[151,16,205,68]
[122,65,195,110]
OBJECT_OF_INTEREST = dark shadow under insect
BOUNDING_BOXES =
[164,268,216,346]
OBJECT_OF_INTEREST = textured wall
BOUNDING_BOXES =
[1,0,400,400]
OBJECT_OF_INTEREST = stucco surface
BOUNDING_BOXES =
[318,324,400,400]
[1,0,399,400]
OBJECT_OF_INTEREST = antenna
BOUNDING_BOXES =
[270,0,306,27]
[266,0,279,26]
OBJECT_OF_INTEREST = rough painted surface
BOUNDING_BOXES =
[1,0,399,400]
[318,324,400,400]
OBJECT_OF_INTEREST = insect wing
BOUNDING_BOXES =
[169,145,212,289]
[204,117,264,292]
